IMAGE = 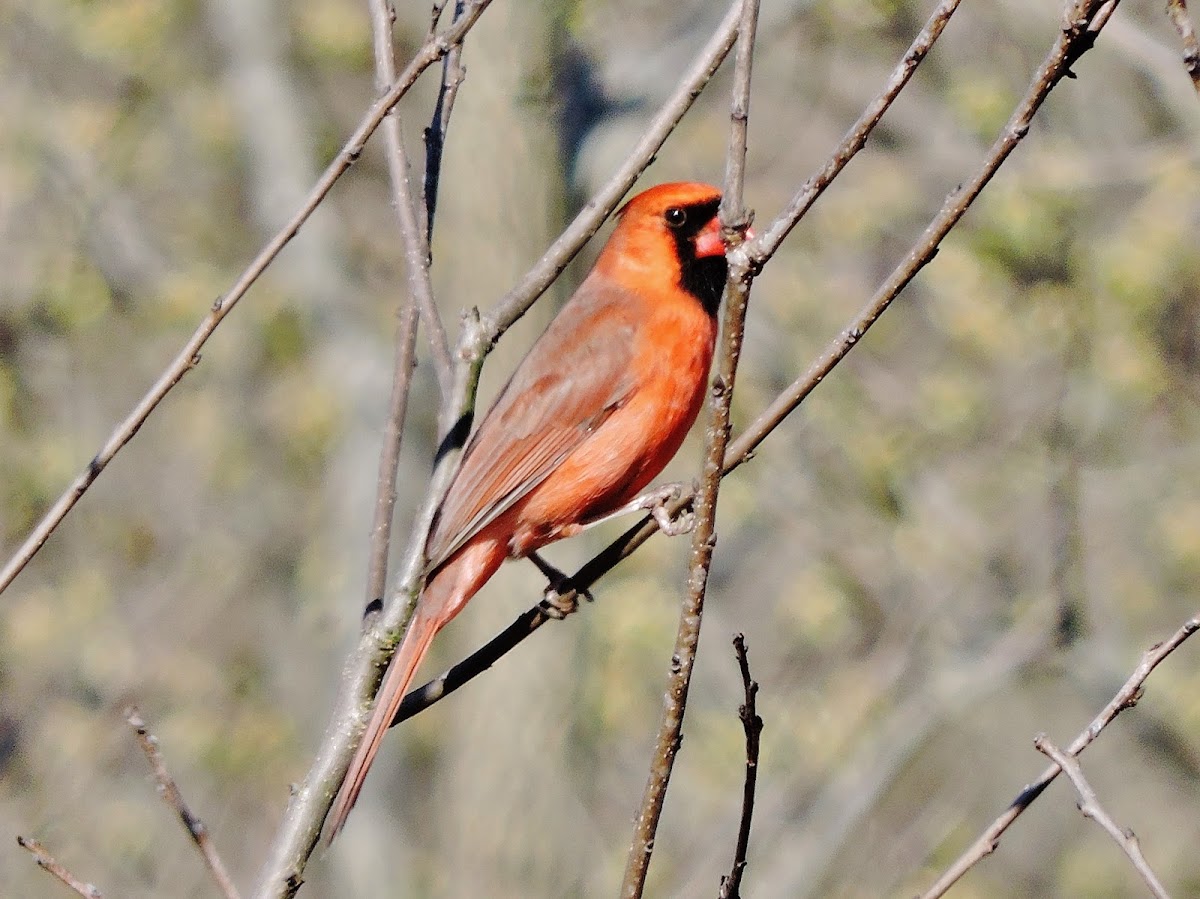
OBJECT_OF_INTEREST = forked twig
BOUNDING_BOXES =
[1034,736,1171,899]
[919,613,1198,898]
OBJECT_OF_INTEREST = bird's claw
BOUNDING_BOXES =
[530,551,591,619]
[540,586,581,619]
[639,482,694,536]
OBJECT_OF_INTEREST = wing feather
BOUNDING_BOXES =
[426,278,639,570]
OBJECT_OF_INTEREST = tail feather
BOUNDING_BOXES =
[327,611,440,842]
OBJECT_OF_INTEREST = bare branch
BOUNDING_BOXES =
[1166,0,1200,95]
[621,0,759,892]
[16,837,103,899]
[718,634,763,899]
[366,0,454,399]
[1034,736,1172,899]
[360,0,455,611]
[126,707,241,899]
[751,0,964,260]
[918,612,1199,899]
[0,1,494,597]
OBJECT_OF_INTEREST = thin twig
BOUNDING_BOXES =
[125,707,241,899]
[718,634,763,899]
[751,0,964,259]
[0,1,493,598]
[365,0,454,400]
[621,0,759,892]
[16,836,103,899]
[389,0,967,726]
[918,612,1199,899]
[1034,736,1172,899]
[1166,0,1200,95]
[423,0,468,243]
[361,0,452,610]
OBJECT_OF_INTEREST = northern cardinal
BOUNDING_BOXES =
[328,181,733,838]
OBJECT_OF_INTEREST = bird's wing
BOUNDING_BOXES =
[425,278,638,570]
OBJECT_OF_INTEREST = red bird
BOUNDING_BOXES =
[329,182,732,838]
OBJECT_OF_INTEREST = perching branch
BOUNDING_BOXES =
[16,837,104,899]
[718,634,763,899]
[125,707,241,899]
[918,612,1199,899]
[0,0,495,598]
[1034,736,1172,899]
[621,0,759,891]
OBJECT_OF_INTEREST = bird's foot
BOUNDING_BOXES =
[636,482,695,537]
[529,551,591,620]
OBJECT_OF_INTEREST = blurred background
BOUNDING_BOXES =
[2,0,1199,896]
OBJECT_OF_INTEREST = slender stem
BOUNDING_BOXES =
[718,634,763,899]
[423,0,468,245]
[621,0,759,893]
[126,707,241,899]
[16,837,104,899]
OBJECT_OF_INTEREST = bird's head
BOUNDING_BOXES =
[599,182,730,315]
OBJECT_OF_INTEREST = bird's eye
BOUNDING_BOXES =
[664,206,688,229]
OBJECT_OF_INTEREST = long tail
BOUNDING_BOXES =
[326,537,504,841]
[326,603,442,842]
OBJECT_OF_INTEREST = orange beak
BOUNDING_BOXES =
[694,218,754,258]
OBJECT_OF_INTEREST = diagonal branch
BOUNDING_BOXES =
[126,707,241,899]
[16,837,103,899]
[0,0,495,598]
[621,0,759,892]
[1034,736,1172,899]
[918,612,1198,899]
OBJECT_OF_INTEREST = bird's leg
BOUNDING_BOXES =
[585,482,696,537]
[528,550,592,619]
